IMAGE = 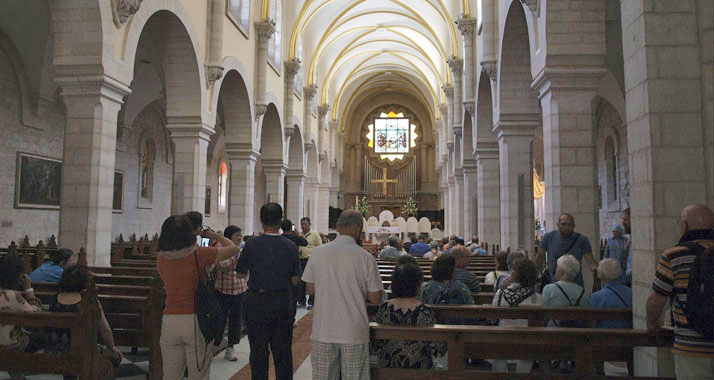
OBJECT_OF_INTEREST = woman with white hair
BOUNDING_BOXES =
[542,255,590,308]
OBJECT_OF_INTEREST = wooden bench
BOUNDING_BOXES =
[369,323,674,379]
[32,278,165,380]
[381,291,496,305]
[0,285,115,379]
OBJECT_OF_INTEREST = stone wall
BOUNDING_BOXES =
[0,49,65,246]
[112,105,173,240]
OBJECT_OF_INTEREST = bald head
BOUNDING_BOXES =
[681,204,714,233]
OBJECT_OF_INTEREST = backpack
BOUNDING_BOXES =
[193,252,223,347]
[552,283,587,328]
[681,242,714,339]
[432,283,466,305]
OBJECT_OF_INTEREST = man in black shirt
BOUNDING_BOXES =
[237,203,301,380]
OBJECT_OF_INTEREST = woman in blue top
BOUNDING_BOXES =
[28,248,76,284]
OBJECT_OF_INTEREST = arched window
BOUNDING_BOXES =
[227,0,251,35]
[218,161,229,213]
[268,0,282,70]
[604,136,617,203]
[139,138,156,207]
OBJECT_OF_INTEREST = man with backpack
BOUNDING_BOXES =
[647,204,714,380]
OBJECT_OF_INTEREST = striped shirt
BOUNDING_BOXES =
[652,229,714,357]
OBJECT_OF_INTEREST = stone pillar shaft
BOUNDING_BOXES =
[58,78,129,266]
[447,178,456,235]
[317,183,330,233]
[228,151,258,235]
[254,21,275,119]
[263,163,287,206]
[463,166,478,241]
[454,169,464,238]
[285,172,305,222]
[476,149,501,246]
[494,121,535,253]
[167,120,214,215]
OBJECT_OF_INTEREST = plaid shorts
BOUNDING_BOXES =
[311,340,370,380]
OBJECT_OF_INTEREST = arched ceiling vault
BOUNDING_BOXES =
[277,0,468,131]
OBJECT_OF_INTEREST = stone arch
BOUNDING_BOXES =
[496,1,540,122]
[259,103,285,163]
[288,121,305,174]
[218,69,254,147]
[474,72,497,151]
[51,0,114,75]
[0,30,38,127]
[121,2,206,122]
[211,55,255,130]
[497,0,540,83]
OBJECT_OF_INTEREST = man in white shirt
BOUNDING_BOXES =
[302,209,384,380]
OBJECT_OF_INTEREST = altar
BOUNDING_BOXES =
[362,210,442,243]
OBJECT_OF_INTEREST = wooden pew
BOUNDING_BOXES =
[32,278,165,380]
[381,290,495,305]
[0,285,115,379]
[369,323,674,379]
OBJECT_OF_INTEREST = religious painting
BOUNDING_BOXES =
[205,186,211,217]
[15,152,62,209]
[373,117,410,154]
[113,170,124,213]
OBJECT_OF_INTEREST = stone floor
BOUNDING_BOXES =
[0,308,314,380]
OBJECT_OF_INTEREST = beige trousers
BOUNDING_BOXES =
[674,353,714,380]
[160,314,215,380]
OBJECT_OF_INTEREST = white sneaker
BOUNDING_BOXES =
[224,346,238,361]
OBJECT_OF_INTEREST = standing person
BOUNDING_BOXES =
[300,217,322,309]
[302,209,384,380]
[208,225,246,361]
[237,203,301,380]
[647,204,714,380]
[604,225,629,282]
[281,219,308,325]
[157,215,240,380]
[535,213,597,288]
[621,208,632,286]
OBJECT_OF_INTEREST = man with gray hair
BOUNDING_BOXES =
[542,254,590,308]
[451,245,481,292]
[302,209,384,380]
[589,259,632,329]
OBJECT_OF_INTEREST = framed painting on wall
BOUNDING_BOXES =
[113,170,124,213]
[15,152,62,210]
[205,186,211,217]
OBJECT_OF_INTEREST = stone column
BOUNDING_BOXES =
[317,105,330,157]
[57,77,130,266]
[205,0,225,87]
[463,164,478,241]
[447,177,456,236]
[476,148,501,246]
[420,144,428,185]
[480,0,498,76]
[285,170,305,222]
[493,119,536,253]
[457,16,478,106]
[454,168,464,238]
[227,149,259,235]
[283,58,301,133]
[448,58,464,139]
[303,84,318,145]
[262,162,287,206]
[254,21,275,120]
[443,85,454,149]
[532,69,606,265]
[317,177,330,233]
[167,118,215,215]
[620,1,709,375]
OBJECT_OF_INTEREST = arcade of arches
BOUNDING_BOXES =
[0,0,712,377]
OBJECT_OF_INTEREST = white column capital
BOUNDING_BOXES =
[317,104,331,117]
[447,57,464,76]
[303,84,318,100]
[284,58,301,79]
[254,20,276,42]
[166,117,215,143]
[456,17,478,37]
[442,85,454,99]
[531,67,608,100]
[492,115,539,140]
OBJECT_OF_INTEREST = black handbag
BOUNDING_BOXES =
[193,252,223,345]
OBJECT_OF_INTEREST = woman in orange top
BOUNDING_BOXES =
[157,214,240,380]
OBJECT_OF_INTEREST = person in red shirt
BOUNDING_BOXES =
[157,215,239,380]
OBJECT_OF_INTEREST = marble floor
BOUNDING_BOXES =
[1,308,315,380]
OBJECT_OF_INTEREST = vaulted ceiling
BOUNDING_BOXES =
[284,0,470,131]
